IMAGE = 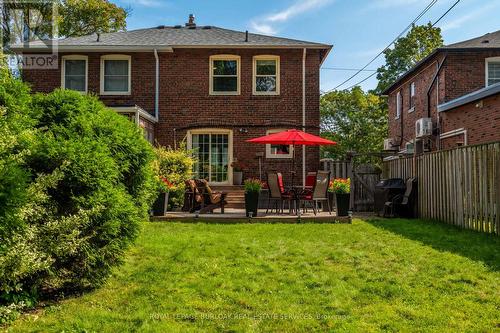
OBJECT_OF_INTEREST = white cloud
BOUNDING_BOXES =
[370,0,421,9]
[440,3,496,32]
[250,0,333,35]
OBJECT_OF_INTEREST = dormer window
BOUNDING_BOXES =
[486,57,500,86]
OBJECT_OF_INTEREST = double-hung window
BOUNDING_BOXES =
[100,55,131,95]
[61,55,87,93]
[409,82,415,111]
[396,91,402,119]
[253,55,280,95]
[486,57,500,86]
[266,129,293,159]
[210,55,240,95]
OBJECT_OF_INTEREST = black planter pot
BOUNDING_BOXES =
[245,191,260,217]
[152,191,169,216]
[335,193,350,217]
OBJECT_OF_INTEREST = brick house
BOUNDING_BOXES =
[14,16,332,186]
[382,30,500,154]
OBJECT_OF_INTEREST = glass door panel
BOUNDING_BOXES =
[192,133,229,183]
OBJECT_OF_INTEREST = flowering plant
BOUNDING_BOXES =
[329,178,351,194]
[244,178,263,193]
[231,161,247,172]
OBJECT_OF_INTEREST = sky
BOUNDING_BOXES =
[113,0,500,92]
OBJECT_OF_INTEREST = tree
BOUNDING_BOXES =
[1,0,128,49]
[58,0,128,37]
[375,23,443,94]
[320,86,387,162]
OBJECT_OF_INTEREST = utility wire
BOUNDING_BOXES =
[329,0,461,92]
[321,67,377,72]
[327,0,438,92]
[432,0,461,26]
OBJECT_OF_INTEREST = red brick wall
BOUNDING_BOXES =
[440,93,500,149]
[387,50,500,151]
[22,48,323,184]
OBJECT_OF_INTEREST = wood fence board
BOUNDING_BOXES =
[383,142,500,235]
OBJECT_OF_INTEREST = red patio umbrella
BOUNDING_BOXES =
[247,129,336,186]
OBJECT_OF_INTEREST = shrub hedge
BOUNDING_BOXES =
[0,61,157,323]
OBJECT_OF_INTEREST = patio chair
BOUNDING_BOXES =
[182,179,203,212]
[383,177,417,218]
[298,170,332,215]
[194,179,227,214]
[305,172,317,188]
[266,172,294,214]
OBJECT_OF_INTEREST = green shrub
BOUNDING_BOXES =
[244,178,263,193]
[0,83,157,323]
[153,144,194,209]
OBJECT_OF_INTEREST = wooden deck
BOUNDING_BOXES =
[151,208,352,223]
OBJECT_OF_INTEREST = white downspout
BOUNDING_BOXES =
[154,49,159,122]
[302,48,307,187]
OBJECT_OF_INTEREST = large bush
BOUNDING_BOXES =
[0,67,157,323]
[153,144,194,209]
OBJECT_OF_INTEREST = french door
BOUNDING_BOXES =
[190,130,232,184]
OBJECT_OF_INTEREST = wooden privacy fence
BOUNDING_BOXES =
[383,142,500,235]
[321,159,381,212]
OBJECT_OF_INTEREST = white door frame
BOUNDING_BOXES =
[187,128,233,185]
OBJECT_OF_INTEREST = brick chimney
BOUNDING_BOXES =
[185,14,196,27]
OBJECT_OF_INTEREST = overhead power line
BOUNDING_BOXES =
[432,0,461,27]
[336,0,462,93]
[327,0,438,93]
[321,67,377,72]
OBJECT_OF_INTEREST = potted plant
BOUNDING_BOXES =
[153,176,174,216]
[244,178,263,217]
[330,178,351,217]
[231,161,246,185]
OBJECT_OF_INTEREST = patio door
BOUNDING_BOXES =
[189,130,232,184]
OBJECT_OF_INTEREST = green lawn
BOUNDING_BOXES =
[5,218,500,332]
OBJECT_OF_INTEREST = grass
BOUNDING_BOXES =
[5,218,500,332]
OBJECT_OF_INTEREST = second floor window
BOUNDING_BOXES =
[253,55,280,95]
[62,55,87,93]
[210,55,240,95]
[486,57,500,86]
[396,91,402,119]
[409,82,415,110]
[100,55,131,95]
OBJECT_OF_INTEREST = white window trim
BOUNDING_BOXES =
[265,129,294,159]
[485,56,500,87]
[396,91,402,119]
[100,54,132,95]
[186,128,234,185]
[253,55,280,96]
[61,55,88,93]
[408,82,415,112]
[209,55,241,96]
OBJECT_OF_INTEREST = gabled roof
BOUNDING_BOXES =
[382,29,500,95]
[11,25,332,51]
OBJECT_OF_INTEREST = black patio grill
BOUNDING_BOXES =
[374,178,406,216]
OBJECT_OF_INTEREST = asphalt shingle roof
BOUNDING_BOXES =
[16,25,331,49]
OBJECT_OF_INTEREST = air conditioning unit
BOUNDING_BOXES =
[405,142,414,154]
[383,138,398,151]
[415,118,433,138]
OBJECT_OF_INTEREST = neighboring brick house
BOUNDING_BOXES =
[14,16,332,186]
[382,30,500,154]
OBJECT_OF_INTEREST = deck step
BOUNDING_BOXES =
[211,186,246,209]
